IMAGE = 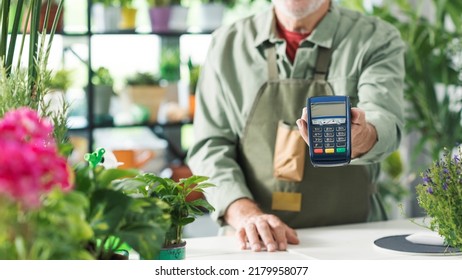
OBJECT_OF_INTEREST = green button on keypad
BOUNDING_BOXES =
[336,147,346,153]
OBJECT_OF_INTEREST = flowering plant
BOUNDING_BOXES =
[0,107,71,206]
[416,147,462,250]
[0,108,93,259]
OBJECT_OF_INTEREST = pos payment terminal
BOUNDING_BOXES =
[306,96,351,167]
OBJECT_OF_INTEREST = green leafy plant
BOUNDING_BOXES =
[187,58,201,94]
[340,0,462,162]
[74,149,171,260]
[0,189,94,260]
[47,68,73,91]
[416,147,462,250]
[124,174,215,247]
[200,0,238,8]
[126,72,161,86]
[377,151,409,216]
[146,0,176,7]
[92,0,118,6]
[119,0,134,7]
[92,66,114,86]
[160,48,181,82]
[0,107,90,260]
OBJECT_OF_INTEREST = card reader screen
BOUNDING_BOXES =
[311,102,346,117]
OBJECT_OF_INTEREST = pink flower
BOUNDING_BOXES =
[0,107,71,207]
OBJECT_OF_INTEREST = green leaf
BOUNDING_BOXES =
[89,189,131,236]
[97,168,139,188]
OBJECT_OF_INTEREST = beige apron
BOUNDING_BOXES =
[238,46,385,228]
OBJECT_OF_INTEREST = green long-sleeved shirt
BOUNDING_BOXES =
[187,3,405,223]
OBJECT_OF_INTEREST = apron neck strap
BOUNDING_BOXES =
[266,46,279,81]
[314,46,333,81]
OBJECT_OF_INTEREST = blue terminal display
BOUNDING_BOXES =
[306,96,351,167]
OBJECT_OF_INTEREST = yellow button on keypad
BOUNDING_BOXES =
[325,148,335,154]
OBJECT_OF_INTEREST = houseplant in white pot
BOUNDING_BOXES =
[92,0,121,32]
[195,0,236,31]
[122,174,215,259]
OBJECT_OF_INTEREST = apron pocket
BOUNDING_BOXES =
[273,121,306,182]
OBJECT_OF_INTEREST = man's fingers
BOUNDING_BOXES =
[297,107,309,144]
[286,227,300,245]
[297,119,309,144]
[236,228,247,250]
[350,107,364,124]
[245,223,262,251]
[255,220,277,252]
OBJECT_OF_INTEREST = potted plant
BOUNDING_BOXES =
[160,48,181,82]
[74,148,171,260]
[119,0,137,30]
[416,147,462,251]
[21,0,64,33]
[168,0,188,32]
[1,1,88,259]
[39,0,64,33]
[92,0,121,32]
[122,174,215,259]
[187,58,201,119]
[146,0,187,32]
[125,72,166,123]
[195,0,237,31]
[90,66,115,124]
[44,68,73,115]
[1,0,172,260]
[0,108,93,260]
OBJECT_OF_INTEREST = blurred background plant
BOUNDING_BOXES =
[92,66,115,87]
[126,71,161,86]
[340,0,462,162]
[47,68,73,91]
[339,0,462,217]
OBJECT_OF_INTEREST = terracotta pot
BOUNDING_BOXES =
[189,94,195,120]
[23,1,64,33]
[112,149,155,170]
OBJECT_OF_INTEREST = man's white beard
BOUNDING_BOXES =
[272,0,327,20]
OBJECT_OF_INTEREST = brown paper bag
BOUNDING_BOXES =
[273,121,306,182]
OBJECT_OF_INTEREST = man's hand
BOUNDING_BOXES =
[224,198,299,252]
[296,107,378,158]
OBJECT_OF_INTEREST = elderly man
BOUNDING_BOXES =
[187,0,405,252]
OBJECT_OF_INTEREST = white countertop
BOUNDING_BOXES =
[185,218,462,260]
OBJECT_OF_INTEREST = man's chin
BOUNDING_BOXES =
[273,0,326,20]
